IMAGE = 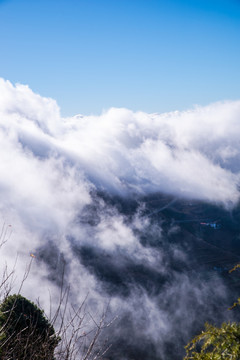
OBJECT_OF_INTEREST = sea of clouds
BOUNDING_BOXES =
[0,78,240,359]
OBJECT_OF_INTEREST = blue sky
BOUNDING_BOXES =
[0,0,239,116]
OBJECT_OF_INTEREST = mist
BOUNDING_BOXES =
[0,78,240,359]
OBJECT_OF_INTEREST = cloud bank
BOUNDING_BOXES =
[0,78,240,207]
[0,78,240,359]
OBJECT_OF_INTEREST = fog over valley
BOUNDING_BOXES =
[1,78,240,359]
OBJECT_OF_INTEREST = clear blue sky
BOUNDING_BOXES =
[0,0,239,116]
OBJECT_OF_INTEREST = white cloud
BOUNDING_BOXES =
[0,78,239,207]
[0,78,239,358]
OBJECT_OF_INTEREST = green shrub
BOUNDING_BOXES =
[184,322,240,359]
[0,294,60,360]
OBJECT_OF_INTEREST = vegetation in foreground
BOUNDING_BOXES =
[184,322,240,359]
[1,224,240,359]
[1,293,240,359]
[0,294,59,359]
[184,265,240,359]
[0,225,113,360]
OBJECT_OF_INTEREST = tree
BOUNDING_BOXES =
[0,225,113,360]
[184,262,240,360]
[184,321,240,359]
[0,294,60,360]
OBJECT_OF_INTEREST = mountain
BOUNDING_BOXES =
[36,191,240,360]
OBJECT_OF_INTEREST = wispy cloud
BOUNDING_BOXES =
[0,78,239,359]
